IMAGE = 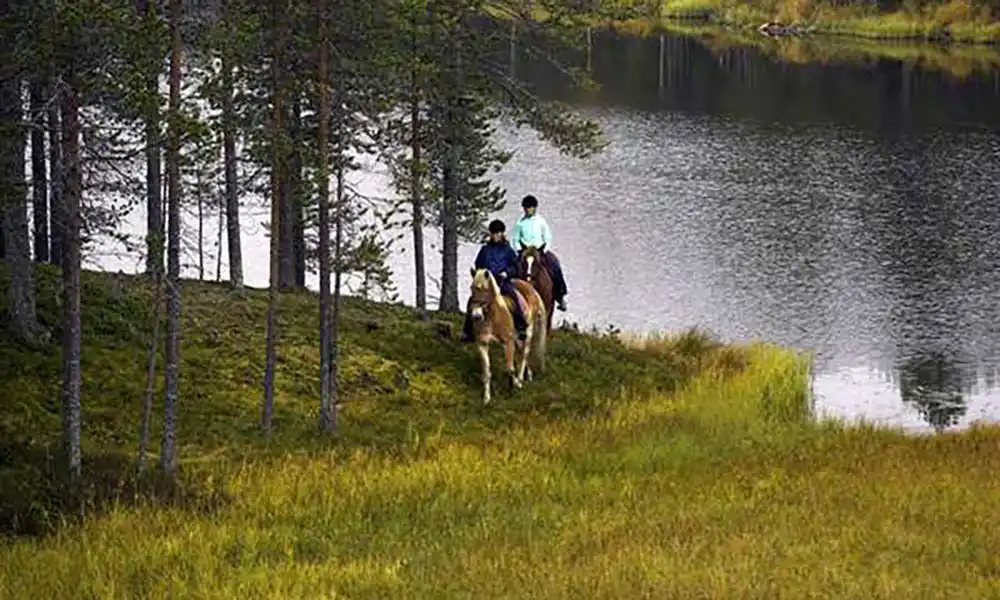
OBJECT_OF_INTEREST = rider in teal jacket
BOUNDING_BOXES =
[510,195,568,311]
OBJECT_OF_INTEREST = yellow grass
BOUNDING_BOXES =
[0,276,1000,600]
[3,267,1000,597]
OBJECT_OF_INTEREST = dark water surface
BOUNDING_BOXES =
[426,29,1000,433]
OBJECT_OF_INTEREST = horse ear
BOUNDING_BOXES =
[469,267,476,278]
[539,243,546,253]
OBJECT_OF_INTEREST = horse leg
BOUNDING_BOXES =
[519,324,533,382]
[478,342,492,405]
[505,337,521,389]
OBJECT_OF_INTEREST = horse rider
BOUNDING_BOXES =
[510,194,568,312]
[460,219,529,343]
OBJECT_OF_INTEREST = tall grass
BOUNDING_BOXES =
[3,269,1000,597]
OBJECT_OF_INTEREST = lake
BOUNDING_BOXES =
[99,27,1000,433]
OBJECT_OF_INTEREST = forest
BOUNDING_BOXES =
[0,0,619,482]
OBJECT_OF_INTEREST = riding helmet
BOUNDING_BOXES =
[488,219,506,234]
[521,195,538,209]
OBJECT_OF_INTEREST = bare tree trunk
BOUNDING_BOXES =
[331,111,343,425]
[60,77,83,479]
[48,78,63,266]
[291,101,306,289]
[410,16,427,315]
[137,273,161,474]
[438,35,461,313]
[316,0,334,433]
[30,78,49,263]
[221,34,242,289]
[277,99,295,290]
[146,110,163,277]
[262,0,287,435]
[439,162,460,312]
[197,170,204,280]
[216,199,223,281]
[138,0,164,279]
[2,75,40,344]
[160,0,183,472]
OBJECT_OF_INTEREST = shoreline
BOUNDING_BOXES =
[591,14,1000,78]
[522,1,1000,46]
[652,0,1000,45]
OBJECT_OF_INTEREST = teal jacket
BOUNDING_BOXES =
[510,213,553,252]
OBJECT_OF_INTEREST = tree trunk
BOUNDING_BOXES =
[1,75,40,344]
[48,77,63,266]
[410,18,427,314]
[216,199,223,281]
[30,78,49,263]
[331,108,343,426]
[139,0,164,279]
[438,33,461,313]
[317,0,334,432]
[2,200,38,343]
[221,40,242,290]
[278,100,296,290]
[160,0,183,472]
[1,192,40,346]
[60,77,83,480]
[145,87,163,278]
[439,162,460,312]
[137,272,161,474]
[291,101,306,289]
[262,0,287,435]
[197,170,204,280]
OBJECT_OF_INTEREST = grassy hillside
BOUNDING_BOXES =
[2,265,1000,598]
[0,264,757,534]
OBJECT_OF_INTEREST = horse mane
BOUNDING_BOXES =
[472,269,511,318]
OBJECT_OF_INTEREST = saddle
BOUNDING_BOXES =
[502,289,529,317]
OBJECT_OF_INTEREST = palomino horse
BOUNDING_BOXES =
[466,268,548,405]
[517,245,555,334]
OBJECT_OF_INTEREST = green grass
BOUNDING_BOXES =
[3,265,1000,597]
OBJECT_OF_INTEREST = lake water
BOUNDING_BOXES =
[98,28,1000,433]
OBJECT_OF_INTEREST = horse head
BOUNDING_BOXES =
[519,245,547,283]
[468,268,500,322]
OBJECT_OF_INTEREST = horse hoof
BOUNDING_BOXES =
[525,368,534,381]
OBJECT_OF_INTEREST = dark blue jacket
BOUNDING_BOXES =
[475,239,519,282]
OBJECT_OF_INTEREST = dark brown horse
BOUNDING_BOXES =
[517,245,555,333]
[466,268,548,405]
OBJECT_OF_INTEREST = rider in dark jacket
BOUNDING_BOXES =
[460,219,529,342]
